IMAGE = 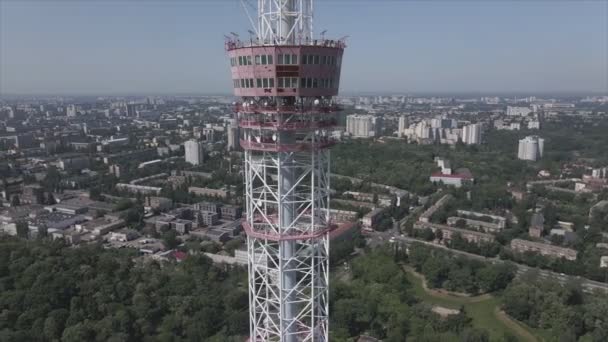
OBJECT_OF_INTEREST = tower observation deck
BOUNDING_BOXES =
[225,1,345,341]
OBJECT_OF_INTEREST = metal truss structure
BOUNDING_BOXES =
[244,141,331,341]
[248,0,314,45]
[226,1,345,341]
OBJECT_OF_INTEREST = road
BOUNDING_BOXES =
[366,230,608,293]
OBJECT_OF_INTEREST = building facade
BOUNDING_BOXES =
[346,114,382,138]
[462,123,482,145]
[184,139,204,165]
[518,136,544,161]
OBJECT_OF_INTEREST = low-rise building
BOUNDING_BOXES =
[419,194,452,223]
[456,210,507,228]
[220,204,242,220]
[0,177,24,201]
[109,229,140,242]
[192,201,220,214]
[600,256,608,268]
[172,219,192,234]
[196,211,219,227]
[510,238,577,261]
[414,222,495,245]
[362,208,385,230]
[215,220,243,237]
[328,209,359,223]
[145,196,173,211]
[58,154,90,171]
[75,217,125,236]
[430,172,473,188]
[51,229,84,245]
[116,183,162,195]
[204,228,232,243]
[188,186,230,199]
[529,212,544,238]
[446,216,503,234]
[29,211,87,232]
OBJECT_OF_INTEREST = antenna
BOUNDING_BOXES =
[240,0,259,38]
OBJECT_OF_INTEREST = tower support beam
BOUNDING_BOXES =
[226,1,344,340]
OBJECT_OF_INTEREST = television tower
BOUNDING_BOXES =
[225,1,345,341]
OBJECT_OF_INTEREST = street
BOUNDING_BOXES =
[366,230,608,293]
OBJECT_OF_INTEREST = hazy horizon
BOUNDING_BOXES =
[1,0,607,95]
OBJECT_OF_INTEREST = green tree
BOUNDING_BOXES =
[162,230,180,249]
[10,194,20,207]
[15,221,28,238]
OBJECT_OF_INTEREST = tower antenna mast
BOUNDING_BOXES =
[226,1,346,340]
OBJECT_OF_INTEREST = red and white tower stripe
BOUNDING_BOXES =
[226,1,345,341]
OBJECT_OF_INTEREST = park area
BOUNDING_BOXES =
[403,266,540,342]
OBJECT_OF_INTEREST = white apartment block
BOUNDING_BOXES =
[462,123,482,145]
[518,136,544,161]
[184,139,204,165]
[346,114,382,138]
[506,106,532,117]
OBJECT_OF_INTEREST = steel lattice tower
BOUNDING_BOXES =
[225,1,345,341]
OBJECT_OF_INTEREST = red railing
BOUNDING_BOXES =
[240,139,335,152]
[225,38,347,51]
[235,103,342,114]
[242,220,331,241]
[239,119,337,131]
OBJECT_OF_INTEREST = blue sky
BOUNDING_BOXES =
[1,0,606,95]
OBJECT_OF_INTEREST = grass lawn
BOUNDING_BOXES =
[403,266,540,342]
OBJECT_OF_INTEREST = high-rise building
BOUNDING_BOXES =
[346,114,381,138]
[415,121,432,140]
[184,139,204,165]
[591,168,607,179]
[528,120,541,130]
[226,119,239,151]
[518,136,544,161]
[226,0,345,340]
[462,123,482,145]
[66,105,77,117]
[398,116,408,138]
[507,106,532,117]
[126,103,137,117]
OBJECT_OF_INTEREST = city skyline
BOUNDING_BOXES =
[1,0,607,95]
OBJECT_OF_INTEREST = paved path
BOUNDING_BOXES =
[494,309,539,342]
[382,233,608,293]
